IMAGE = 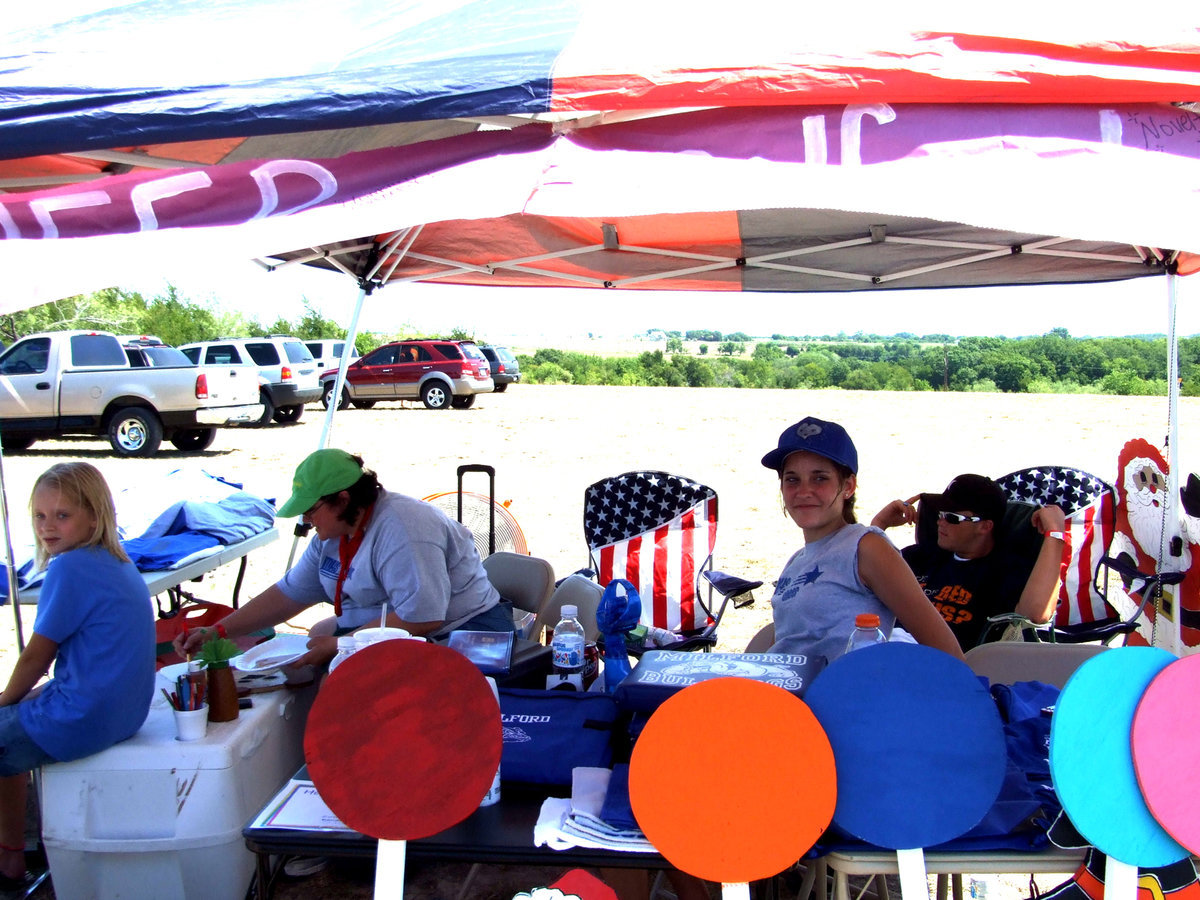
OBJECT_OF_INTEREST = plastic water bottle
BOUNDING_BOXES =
[480,676,502,807]
[328,636,356,674]
[845,613,887,654]
[550,605,586,688]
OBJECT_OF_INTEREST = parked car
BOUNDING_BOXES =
[0,331,262,456]
[179,336,321,425]
[305,339,358,374]
[321,339,493,410]
[479,345,520,392]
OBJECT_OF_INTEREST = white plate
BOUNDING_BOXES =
[231,633,310,674]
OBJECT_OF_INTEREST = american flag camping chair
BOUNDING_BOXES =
[995,466,1134,642]
[583,472,721,638]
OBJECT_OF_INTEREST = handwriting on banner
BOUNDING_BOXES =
[0,159,338,240]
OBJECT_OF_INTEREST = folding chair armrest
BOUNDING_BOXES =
[700,573,758,609]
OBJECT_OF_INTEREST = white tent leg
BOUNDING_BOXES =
[285,283,370,571]
[1156,270,1182,655]
[0,437,26,651]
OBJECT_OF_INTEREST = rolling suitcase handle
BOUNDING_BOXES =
[457,464,496,555]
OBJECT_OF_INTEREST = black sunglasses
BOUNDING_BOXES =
[938,510,983,524]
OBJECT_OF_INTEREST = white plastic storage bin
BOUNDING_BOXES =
[40,686,311,900]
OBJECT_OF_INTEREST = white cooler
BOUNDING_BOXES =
[40,685,311,900]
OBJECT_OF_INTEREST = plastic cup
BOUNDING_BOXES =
[173,704,209,742]
[353,627,412,647]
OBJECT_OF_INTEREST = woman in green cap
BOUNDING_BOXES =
[176,448,512,667]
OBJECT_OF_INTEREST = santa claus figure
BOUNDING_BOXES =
[1110,438,1200,648]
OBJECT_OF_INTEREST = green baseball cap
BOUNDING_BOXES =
[276,448,364,518]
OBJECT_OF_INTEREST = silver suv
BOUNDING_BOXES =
[180,337,321,425]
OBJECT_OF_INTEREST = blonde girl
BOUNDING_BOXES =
[0,463,153,888]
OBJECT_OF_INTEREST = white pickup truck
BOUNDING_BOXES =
[0,331,263,456]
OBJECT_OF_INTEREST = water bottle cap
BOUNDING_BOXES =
[855,613,881,628]
[561,605,578,617]
[337,636,356,649]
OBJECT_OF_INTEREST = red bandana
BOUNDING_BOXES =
[334,502,375,616]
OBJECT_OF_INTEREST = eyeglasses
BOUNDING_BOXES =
[303,500,326,518]
[938,510,983,525]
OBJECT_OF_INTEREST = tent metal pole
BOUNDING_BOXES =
[1158,270,1182,654]
[317,284,368,450]
[0,439,27,651]
[285,283,369,572]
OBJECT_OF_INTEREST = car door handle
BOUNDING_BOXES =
[380,368,393,373]
[36,382,50,390]
[421,366,432,370]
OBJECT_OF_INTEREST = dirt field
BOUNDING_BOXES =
[8,384,1190,899]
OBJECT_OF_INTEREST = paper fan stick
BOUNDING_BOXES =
[304,640,501,898]
[1050,647,1187,900]
[1132,653,1200,856]
[629,677,836,899]
[805,643,1007,900]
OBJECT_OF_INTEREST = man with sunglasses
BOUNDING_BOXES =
[871,474,1066,650]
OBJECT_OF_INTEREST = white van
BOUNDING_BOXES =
[305,339,358,374]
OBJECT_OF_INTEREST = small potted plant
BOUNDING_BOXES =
[197,637,241,722]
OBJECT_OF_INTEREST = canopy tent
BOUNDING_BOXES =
[2,3,1200,653]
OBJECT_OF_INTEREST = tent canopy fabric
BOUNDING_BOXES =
[4,2,1200,191]
[1,4,1200,309]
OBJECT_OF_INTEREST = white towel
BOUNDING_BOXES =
[531,767,658,854]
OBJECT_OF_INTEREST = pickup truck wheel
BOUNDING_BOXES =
[256,391,276,426]
[322,383,350,410]
[108,408,163,457]
[450,394,476,409]
[170,428,216,452]
[273,405,304,424]
[350,400,376,410]
[0,434,34,451]
[421,382,450,410]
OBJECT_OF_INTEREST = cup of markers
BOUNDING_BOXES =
[164,670,209,742]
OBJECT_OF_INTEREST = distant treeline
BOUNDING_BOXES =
[519,329,1200,396]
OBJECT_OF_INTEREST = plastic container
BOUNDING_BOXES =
[41,686,312,900]
[328,636,356,673]
[845,613,888,654]
[550,605,586,677]
[352,626,413,648]
[479,677,501,807]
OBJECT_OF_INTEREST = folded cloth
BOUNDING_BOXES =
[532,768,658,854]
[598,763,639,831]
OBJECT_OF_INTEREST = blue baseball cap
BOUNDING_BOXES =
[761,417,858,474]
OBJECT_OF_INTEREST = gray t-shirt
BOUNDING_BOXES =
[767,523,896,665]
[277,490,500,636]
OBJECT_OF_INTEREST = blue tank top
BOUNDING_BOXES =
[767,523,895,665]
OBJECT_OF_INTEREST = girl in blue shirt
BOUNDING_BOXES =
[0,463,154,888]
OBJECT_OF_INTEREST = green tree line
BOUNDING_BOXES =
[520,328,1200,396]
[2,289,1193,396]
[0,287,407,354]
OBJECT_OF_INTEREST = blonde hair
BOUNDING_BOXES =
[30,462,128,568]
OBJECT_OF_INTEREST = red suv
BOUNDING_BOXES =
[321,340,494,410]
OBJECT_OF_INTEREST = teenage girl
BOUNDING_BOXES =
[0,463,154,887]
[762,417,963,663]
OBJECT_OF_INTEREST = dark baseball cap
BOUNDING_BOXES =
[932,474,1006,523]
[761,417,858,474]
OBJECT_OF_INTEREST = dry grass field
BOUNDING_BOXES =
[8,384,1193,899]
